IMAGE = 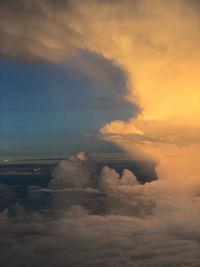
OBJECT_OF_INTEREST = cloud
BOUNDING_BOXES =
[1,0,200,262]
[0,1,200,264]
[0,202,200,267]
[49,152,96,189]
[46,152,200,217]
[97,166,139,193]
[47,152,156,216]
[101,119,200,146]
[100,119,200,185]
[96,166,156,216]
[1,0,200,184]
[0,152,200,266]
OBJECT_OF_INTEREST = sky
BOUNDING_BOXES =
[0,50,138,160]
[0,0,200,174]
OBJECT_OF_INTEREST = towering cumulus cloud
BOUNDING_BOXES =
[49,152,96,188]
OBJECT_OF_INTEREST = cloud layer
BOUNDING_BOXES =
[0,152,200,266]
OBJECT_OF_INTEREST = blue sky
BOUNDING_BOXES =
[0,51,139,160]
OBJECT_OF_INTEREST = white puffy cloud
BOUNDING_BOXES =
[95,166,156,216]
[49,152,96,189]
[46,152,200,218]
[47,153,156,216]
[97,166,139,193]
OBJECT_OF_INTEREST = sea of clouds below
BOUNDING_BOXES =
[0,152,200,267]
